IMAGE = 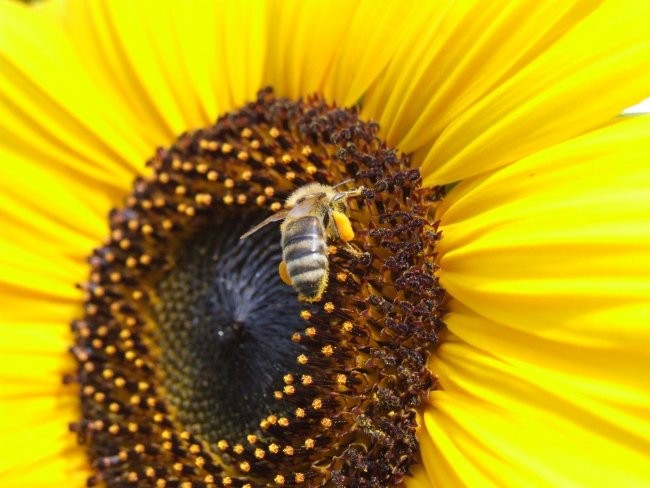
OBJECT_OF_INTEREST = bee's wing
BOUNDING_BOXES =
[239,209,290,240]
[287,193,324,218]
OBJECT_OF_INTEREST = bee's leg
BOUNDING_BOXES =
[278,260,292,286]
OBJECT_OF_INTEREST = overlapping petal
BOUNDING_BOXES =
[425,115,650,485]
[362,0,650,184]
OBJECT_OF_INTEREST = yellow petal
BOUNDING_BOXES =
[323,0,431,106]
[362,0,650,184]
[0,394,88,486]
[438,115,650,345]
[423,116,650,484]
[263,0,359,101]
[424,324,650,486]
[0,1,149,186]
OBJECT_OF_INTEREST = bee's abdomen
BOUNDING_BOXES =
[282,217,328,299]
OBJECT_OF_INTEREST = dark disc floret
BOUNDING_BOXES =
[68,88,446,487]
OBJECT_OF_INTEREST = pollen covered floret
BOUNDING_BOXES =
[68,88,445,487]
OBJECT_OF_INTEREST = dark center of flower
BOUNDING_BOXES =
[68,88,446,487]
[155,216,305,441]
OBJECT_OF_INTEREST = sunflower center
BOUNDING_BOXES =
[155,215,304,442]
[69,88,445,487]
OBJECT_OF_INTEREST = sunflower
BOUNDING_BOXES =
[1,0,650,486]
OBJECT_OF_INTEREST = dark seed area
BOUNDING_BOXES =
[155,215,305,442]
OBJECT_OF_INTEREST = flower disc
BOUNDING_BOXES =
[70,89,445,487]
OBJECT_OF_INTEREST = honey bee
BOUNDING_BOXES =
[240,181,365,302]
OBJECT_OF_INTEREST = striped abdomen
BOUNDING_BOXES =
[281,216,328,300]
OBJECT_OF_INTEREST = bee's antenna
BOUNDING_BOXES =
[331,178,355,190]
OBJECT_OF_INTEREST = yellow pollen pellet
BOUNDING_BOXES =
[128,422,138,433]
[323,302,335,313]
[267,415,277,424]
[270,202,282,211]
[132,290,143,301]
[162,441,173,451]
[94,392,106,402]
[321,418,333,428]
[342,321,354,332]
[233,444,245,454]
[109,402,120,413]
[305,327,316,337]
[283,445,294,456]
[196,163,209,173]
[321,344,334,357]
[119,239,131,250]
[221,143,233,154]
[217,440,229,451]
[286,171,296,181]
[295,473,305,484]
[239,461,251,472]
[264,186,275,197]
[284,374,294,384]
[250,139,260,149]
[145,467,155,478]
[304,438,315,449]
[295,408,306,418]
[127,472,139,482]
[222,477,232,486]
[306,164,317,175]
[301,145,312,156]
[240,128,253,138]
[102,369,114,380]
[237,151,249,161]
[297,354,308,365]
[256,195,266,205]
[140,254,152,265]
[185,206,196,217]
[247,434,257,444]
[182,161,193,172]
[156,479,166,488]
[278,417,289,427]
[302,375,313,386]
[274,475,285,485]
[109,272,121,283]
[274,391,283,400]
[158,172,170,183]
[300,310,312,320]
[336,272,348,282]
[207,170,218,181]
[162,219,173,230]
[224,178,235,188]
[283,385,295,395]
[135,444,145,454]
[281,154,292,164]
[312,398,322,410]
[269,443,280,454]
[223,194,234,205]
[173,462,183,472]
[205,475,215,484]
[264,156,276,166]
[269,127,280,138]
[337,374,347,385]
[126,256,137,268]
[114,377,126,388]
[255,448,265,459]
[291,332,301,342]
[172,158,182,170]
[108,424,120,435]
[236,194,247,205]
